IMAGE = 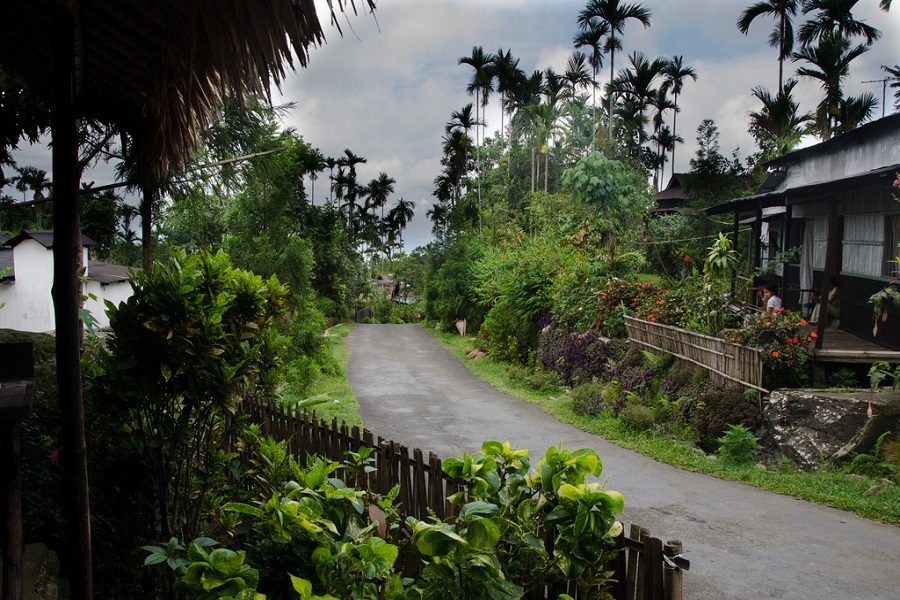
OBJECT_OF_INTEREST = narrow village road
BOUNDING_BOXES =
[345,324,899,600]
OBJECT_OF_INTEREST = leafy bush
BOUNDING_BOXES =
[619,402,656,432]
[694,388,761,453]
[84,249,293,562]
[724,309,812,388]
[145,441,625,599]
[570,382,609,416]
[536,323,626,386]
[828,367,860,389]
[424,237,485,330]
[716,424,760,465]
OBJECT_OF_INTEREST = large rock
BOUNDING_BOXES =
[761,389,900,469]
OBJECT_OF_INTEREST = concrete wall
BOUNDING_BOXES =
[0,239,132,332]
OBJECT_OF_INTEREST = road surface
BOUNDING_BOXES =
[345,324,899,599]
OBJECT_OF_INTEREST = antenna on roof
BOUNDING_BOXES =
[862,77,900,119]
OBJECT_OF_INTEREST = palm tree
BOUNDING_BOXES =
[387,197,415,257]
[493,48,526,165]
[306,149,327,206]
[798,0,882,47]
[562,52,595,102]
[793,30,869,139]
[324,156,337,206]
[661,55,697,176]
[648,88,676,188]
[612,51,667,150]
[833,91,878,134]
[737,0,799,90]
[425,202,449,239]
[459,47,495,208]
[577,0,652,139]
[650,125,682,186]
[336,148,367,227]
[573,19,610,144]
[365,172,395,273]
[748,79,814,158]
[11,165,52,228]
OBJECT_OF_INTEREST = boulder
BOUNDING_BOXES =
[761,389,900,470]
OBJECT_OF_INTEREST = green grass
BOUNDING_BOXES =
[281,324,363,428]
[426,324,900,525]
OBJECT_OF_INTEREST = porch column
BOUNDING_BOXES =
[815,200,840,350]
[51,2,93,597]
[781,205,792,300]
[731,211,739,299]
[753,203,762,272]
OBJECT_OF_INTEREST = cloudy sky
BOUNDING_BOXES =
[7,0,899,250]
[278,0,898,249]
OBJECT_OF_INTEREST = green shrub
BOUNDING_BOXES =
[828,367,859,389]
[570,382,609,416]
[85,250,292,556]
[716,424,761,465]
[525,364,563,391]
[619,402,656,432]
[693,387,761,453]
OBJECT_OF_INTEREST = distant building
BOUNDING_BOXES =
[0,230,134,332]
[653,173,694,214]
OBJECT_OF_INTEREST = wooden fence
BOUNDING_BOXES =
[624,315,766,393]
[242,398,690,600]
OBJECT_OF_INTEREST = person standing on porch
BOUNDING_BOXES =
[763,283,782,314]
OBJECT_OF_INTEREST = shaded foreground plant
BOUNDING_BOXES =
[84,249,292,551]
[144,440,625,599]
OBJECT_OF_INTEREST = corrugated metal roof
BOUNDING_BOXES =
[87,261,133,285]
[0,249,13,281]
[5,230,96,249]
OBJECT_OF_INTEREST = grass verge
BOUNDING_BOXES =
[281,323,362,427]
[426,324,900,525]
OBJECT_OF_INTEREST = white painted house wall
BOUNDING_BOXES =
[84,277,133,328]
[0,238,61,332]
[0,237,132,332]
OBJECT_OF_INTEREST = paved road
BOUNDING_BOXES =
[345,324,900,600]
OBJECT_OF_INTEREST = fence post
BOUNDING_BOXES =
[663,540,683,600]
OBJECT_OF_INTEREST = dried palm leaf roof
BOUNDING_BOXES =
[0,0,374,179]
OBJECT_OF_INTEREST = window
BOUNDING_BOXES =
[884,215,900,277]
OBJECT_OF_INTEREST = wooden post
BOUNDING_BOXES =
[2,347,35,600]
[731,210,739,299]
[782,205,792,301]
[816,201,840,350]
[663,540,683,600]
[52,4,93,598]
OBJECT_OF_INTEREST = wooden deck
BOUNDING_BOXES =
[803,326,900,363]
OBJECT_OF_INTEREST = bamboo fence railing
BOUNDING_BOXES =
[624,315,766,392]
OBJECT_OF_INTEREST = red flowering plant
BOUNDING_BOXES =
[724,308,813,388]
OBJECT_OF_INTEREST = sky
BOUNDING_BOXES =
[6,0,900,251]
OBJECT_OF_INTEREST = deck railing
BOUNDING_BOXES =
[624,315,766,392]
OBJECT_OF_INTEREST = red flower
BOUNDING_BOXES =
[684,255,690,262]
[810,332,818,339]
[771,351,780,358]
[799,319,807,326]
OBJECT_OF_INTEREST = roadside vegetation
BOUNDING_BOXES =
[427,325,900,525]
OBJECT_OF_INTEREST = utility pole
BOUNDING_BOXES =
[863,77,900,119]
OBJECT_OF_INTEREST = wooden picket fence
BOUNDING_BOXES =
[624,314,766,393]
[241,398,689,600]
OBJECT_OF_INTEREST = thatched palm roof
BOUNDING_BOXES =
[0,0,374,178]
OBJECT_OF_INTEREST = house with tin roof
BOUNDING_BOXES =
[0,230,134,332]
